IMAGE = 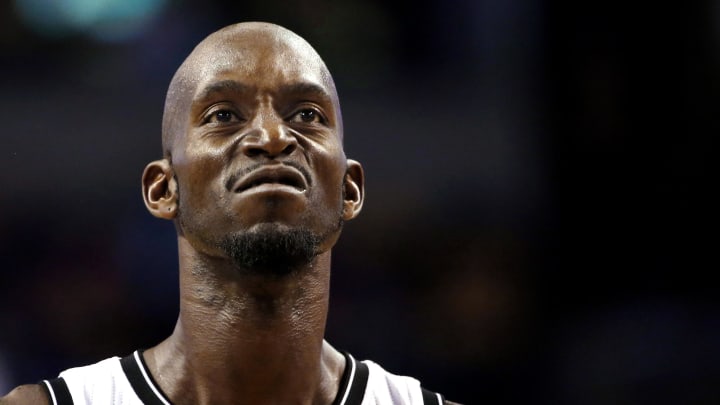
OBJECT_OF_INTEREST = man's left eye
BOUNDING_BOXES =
[291,109,323,124]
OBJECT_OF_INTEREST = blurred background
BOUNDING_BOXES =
[0,0,718,403]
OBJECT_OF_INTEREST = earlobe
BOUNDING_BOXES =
[342,159,365,220]
[142,159,178,220]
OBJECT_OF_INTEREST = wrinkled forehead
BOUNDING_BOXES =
[183,26,335,97]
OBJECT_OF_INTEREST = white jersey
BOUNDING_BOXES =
[41,351,445,405]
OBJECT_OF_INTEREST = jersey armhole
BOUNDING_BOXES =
[40,378,74,405]
[421,386,445,405]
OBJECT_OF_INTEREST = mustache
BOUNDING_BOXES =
[225,161,312,191]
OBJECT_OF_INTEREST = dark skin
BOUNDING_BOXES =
[1,22,460,405]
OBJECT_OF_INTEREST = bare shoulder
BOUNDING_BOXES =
[0,384,49,405]
[444,401,464,405]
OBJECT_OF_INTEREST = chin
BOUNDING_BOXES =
[219,223,321,275]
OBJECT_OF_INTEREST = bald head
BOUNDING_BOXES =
[160,22,343,158]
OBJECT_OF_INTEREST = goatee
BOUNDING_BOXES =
[219,224,322,277]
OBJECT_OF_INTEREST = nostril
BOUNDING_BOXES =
[245,147,264,157]
[240,128,297,158]
[281,143,297,156]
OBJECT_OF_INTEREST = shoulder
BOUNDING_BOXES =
[0,384,50,405]
[361,359,463,404]
[1,355,125,405]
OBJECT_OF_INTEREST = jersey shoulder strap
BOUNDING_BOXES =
[356,356,447,404]
[118,351,172,405]
[333,352,369,405]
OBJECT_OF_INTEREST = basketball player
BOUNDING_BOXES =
[0,22,460,404]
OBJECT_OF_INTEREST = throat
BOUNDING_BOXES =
[147,333,345,405]
[186,265,326,324]
[186,263,329,381]
[151,300,331,404]
[155,241,338,404]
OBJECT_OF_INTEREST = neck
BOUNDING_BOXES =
[144,237,344,405]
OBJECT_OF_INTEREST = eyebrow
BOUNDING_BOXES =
[277,82,334,105]
[193,80,333,105]
[194,80,254,103]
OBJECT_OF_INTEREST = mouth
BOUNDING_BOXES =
[233,164,309,194]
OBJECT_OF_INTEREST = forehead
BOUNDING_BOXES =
[186,28,333,99]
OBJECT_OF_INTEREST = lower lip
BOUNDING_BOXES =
[236,183,306,196]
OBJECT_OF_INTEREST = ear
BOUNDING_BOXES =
[342,159,365,221]
[142,159,178,220]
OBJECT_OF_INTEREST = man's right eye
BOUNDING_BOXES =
[206,110,240,124]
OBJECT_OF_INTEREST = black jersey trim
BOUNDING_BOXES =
[332,352,369,405]
[42,378,73,405]
[421,386,445,405]
[120,351,173,405]
[118,349,371,405]
[331,352,355,405]
[39,380,54,405]
[345,358,369,405]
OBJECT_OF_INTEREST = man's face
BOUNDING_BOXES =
[169,28,349,264]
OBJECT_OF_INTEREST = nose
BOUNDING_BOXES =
[241,114,298,158]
